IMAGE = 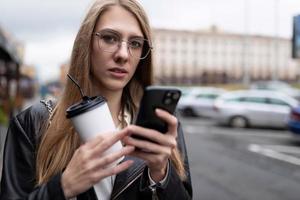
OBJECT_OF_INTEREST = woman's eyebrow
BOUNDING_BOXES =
[97,28,144,38]
[96,28,120,35]
[129,35,145,40]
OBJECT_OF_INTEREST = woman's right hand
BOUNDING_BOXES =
[61,129,134,199]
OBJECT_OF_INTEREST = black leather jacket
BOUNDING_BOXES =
[0,101,192,200]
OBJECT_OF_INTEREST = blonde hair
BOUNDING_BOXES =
[36,0,186,184]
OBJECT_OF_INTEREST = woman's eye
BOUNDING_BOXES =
[101,34,118,44]
[129,39,144,49]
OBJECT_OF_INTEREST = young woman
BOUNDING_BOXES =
[0,0,192,199]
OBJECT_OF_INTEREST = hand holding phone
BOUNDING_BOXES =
[124,86,181,179]
[134,86,181,134]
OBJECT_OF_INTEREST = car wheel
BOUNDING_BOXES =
[183,107,196,117]
[230,116,248,128]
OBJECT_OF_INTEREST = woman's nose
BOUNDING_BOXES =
[115,41,130,60]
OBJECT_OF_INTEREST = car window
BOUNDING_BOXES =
[181,93,190,97]
[196,94,219,99]
[267,98,290,107]
[180,90,191,97]
[242,97,267,104]
[224,97,242,102]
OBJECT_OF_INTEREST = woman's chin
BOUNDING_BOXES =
[104,80,128,91]
[92,77,130,93]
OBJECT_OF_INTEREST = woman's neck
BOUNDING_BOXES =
[99,90,123,127]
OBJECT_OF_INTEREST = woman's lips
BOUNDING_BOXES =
[108,67,128,78]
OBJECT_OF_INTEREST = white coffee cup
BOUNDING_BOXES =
[66,96,124,166]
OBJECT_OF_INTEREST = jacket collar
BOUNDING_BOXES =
[111,156,146,199]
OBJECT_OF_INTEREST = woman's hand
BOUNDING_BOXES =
[61,129,134,199]
[123,109,178,182]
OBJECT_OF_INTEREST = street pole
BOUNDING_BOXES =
[243,0,250,86]
[273,0,279,81]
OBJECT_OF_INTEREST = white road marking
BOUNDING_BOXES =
[248,144,300,166]
[184,125,290,139]
[261,145,300,154]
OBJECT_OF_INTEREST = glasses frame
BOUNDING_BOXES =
[93,32,153,60]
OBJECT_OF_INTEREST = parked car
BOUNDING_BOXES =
[287,106,300,138]
[177,87,225,117]
[250,81,300,100]
[213,90,299,128]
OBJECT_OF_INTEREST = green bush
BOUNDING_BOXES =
[0,107,8,126]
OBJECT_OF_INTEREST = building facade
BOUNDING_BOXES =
[152,28,300,85]
[0,27,23,120]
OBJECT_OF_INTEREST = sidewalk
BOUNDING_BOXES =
[0,124,8,180]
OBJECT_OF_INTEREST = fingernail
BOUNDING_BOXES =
[128,160,134,165]
[155,108,162,113]
[123,136,130,141]
[126,146,135,151]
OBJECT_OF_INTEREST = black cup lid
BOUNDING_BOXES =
[66,96,106,118]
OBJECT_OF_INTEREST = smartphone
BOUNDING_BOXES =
[134,86,181,134]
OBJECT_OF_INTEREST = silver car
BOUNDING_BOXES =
[178,87,225,117]
[250,81,300,100]
[213,90,299,128]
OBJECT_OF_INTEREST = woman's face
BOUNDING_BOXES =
[91,5,143,93]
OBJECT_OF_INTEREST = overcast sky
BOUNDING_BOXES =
[1,0,300,83]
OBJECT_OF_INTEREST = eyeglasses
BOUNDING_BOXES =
[94,30,153,60]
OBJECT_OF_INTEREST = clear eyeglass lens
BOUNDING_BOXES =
[96,32,151,60]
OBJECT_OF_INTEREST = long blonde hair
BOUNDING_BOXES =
[36,0,186,184]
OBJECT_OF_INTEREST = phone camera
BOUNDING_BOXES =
[163,97,172,105]
[166,91,172,97]
[172,92,180,100]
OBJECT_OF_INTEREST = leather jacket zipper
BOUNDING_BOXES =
[151,187,159,200]
[112,172,143,200]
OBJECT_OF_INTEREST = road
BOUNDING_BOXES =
[181,116,300,200]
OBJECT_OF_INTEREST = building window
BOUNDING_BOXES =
[171,48,177,55]
[171,37,177,44]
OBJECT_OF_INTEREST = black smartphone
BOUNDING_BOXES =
[134,86,181,134]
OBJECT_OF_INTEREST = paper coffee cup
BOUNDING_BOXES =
[66,96,123,166]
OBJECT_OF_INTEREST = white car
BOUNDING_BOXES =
[213,90,299,128]
[250,81,300,100]
[178,87,226,117]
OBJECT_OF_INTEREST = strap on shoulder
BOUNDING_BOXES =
[40,99,54,115]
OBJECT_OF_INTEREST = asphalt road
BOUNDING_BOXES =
[181,116,300,200]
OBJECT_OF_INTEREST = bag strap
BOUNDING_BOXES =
[40,99,54,115]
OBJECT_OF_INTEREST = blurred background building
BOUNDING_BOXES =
[0,26,22,124]
[152,26,300,85]
[0,26,36,125]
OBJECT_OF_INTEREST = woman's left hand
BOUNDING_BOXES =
[123,108,178,182]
